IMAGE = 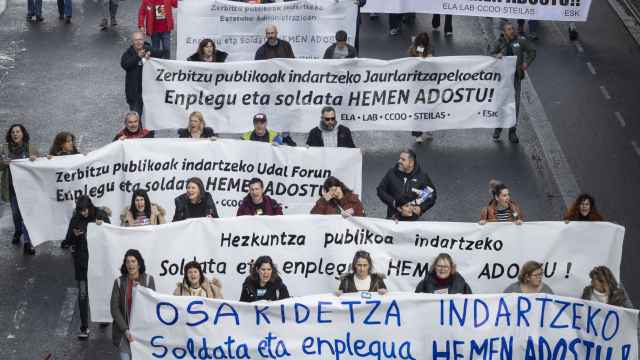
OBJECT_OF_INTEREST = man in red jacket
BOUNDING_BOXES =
[139,0,177,59]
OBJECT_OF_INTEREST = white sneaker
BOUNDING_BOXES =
[389,28,400,36]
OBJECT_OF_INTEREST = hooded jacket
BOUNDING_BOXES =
[173,191,218,221]
[239,276,290,302]
[120,203,166,226]
[306,124,355,148]
[377,165,437,219]
[236,194,283,216]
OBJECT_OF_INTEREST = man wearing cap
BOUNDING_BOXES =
[242,113,283,144]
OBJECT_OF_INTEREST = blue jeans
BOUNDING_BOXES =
[27,0,43,17]
[57,0,72,17]
[151,32,171,59]
[10,192,30,244]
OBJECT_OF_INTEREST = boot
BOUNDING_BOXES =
[492,128,502,141]
[508,128,519,143]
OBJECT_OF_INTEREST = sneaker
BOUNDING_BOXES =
[568,27,578,41]
[508,130,519,144]
[389,28,400,36]
[26,15,34,22]
[12,232,21,245]
[415,135,424,144]
[77,329,90,340]
[99,18,108,30]
[23,243,35,256]
[60,240,71,249]
[492,128,502,141]
[445,31,453,37]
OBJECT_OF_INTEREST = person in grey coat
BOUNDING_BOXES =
[504,261,553,294]
[491,21,536,144]
[111,249,156,360]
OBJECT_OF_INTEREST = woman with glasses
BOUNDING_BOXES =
[336,250,387,295]
[504,261,554,294]
[415,253,472,294]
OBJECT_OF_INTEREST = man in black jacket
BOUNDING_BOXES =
[377,149,436,219]
[323,30,357,59]
[120,31,162,115]
[306,106,355,148]
[255,25,295,60]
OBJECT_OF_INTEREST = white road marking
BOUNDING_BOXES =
[615,112,626,127]
[586,62,597,75]
[632,141,640,157]
[54,288,78,337]
[599,85,611,100]
[12,277,35,331]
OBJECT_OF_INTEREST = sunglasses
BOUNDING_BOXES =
[323,117,336,122]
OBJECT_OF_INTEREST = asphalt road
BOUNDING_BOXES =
[0,0,638,358]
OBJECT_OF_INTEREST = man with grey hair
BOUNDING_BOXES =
[255,24,295,60]
[113,111,153,140]
[120,31,162,116]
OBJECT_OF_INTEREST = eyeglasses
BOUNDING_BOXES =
[323,117,336,122]
[530,272,543,278]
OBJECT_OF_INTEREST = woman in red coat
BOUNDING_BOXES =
[311,176,365,217]
[138,0,177,59]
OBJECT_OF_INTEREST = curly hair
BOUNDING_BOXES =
[564,193,603,221]
[49,131,78,156]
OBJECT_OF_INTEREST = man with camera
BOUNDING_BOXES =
[120,31,163,116]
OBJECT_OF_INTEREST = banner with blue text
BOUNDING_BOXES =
[87,218,624,322]
[131,288,638,359]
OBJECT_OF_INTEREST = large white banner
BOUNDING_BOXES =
[142,56,516,132]
[362,0,592,22]
[131,288,639,359]
[87,217,624,322]
[177,0,357,61]
[10,139,361,246]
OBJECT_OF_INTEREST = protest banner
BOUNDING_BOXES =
[10,139,362,246]
[176,0,357,61]
[361,0,592,22]
[87,216,624,322]
[142,56,517,132]
[130,287,639,359]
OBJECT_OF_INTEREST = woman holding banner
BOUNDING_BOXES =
[187,38,228,63]
[173,261,223,299]
[177,111,217,139]
[311,176,365,217]
[479,180,524,225]
[563,193,604,222]
[47,131,79,157]
[66,195,111,340]
[337,250,387,295]
[172,177,219,221]
[415,253,472,295]
[110,249,156,360]
[239,255,290,302]
[581,266,631,307]
[1,124,39,255]
[504,261,554,294]
[121,189,166,226]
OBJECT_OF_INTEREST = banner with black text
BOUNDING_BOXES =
[176,0,357,61]
[87,217,624,322]
[130,288,638,359]
[142,56,517,132]
[361,0,592,22]
[10,139,362,246]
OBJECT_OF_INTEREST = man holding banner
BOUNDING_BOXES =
[255,25,295,60]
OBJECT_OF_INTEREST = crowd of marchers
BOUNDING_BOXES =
[10,1,616,358]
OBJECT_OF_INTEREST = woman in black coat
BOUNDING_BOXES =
[337,250,387,295]
[173,177,218,221]
[65,195,111,339]
[240,256,290,302]
[415,253,472,295]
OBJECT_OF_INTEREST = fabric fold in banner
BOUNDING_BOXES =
[87,217,624,322]
[130,287,639,359]
[142,56,517,132]
[362,0,593,22]
[177,0,357,61]
[9,139,362,245]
